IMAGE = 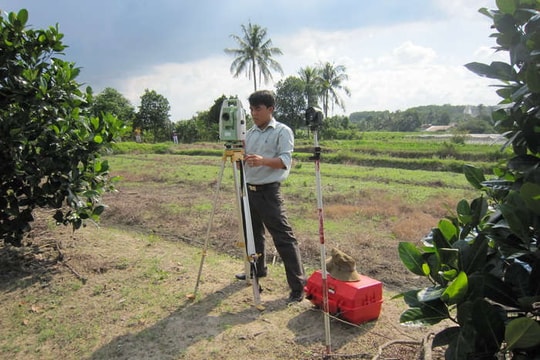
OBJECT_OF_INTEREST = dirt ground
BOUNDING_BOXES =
[101,182,451,359]
[0,178,454,359]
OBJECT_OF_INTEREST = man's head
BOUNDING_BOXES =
[248,90,275,128]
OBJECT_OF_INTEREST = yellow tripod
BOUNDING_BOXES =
[189,144,264,310]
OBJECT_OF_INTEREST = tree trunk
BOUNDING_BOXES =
[252,59,257,91]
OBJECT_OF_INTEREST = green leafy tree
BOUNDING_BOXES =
[193,110,212,141]
[397,1,540,358]
[274,76,306,134]
[92,87,134,141]
[175,119,199,143]
[436,111,451,125]
[298,66,321,108]
[225,22,284,91]
[187,95,230,142]
[319,115,358,139]
[135,89,171,142]
[92,87,135,124]
[205,95,227,141]
[455,118,495,134]
[0,9,124,246]
[394,109,421,132]
[351,110,393,131]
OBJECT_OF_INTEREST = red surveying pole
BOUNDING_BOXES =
[306,107,331,355]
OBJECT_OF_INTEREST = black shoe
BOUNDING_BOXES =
[286,291,304,304]
[235,271,267,280]
[235,273,247,280]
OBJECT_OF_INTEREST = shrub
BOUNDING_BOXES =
[397,1,540,358]
[0,9,124,246]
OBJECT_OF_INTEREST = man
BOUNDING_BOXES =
[236,90,306,303]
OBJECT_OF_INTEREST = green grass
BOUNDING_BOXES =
[105,152,477,212]
[110,136,510,175]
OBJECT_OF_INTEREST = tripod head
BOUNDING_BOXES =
[304,106,324,161]
[305,106,324,131]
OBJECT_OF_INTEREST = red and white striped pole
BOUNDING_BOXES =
[306,107,331,355]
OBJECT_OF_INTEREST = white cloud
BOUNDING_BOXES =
[347,62,499,113]
[391,41,437,65]
[434,0,492,19]
[121,57,255,121]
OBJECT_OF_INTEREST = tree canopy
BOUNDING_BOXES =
[225,22,283,91]
[274,76,306,133]
[92,87,135,124]
[318,61,351,117]
[135,89,171,142]
[0,9,124,246]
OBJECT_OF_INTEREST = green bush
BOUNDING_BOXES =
[397,1,540,358]
[0,9,124,246]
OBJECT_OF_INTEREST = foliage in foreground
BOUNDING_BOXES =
[398,1,540,359]
[0,9,124,246]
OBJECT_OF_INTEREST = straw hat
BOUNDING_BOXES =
[326,248,361,282]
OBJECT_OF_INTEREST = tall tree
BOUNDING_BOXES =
[318,61,351,118]
[135,89,171,142]
[298,66,321,108]
[275,76,306,133]
[175,119,199,143]
[198,95,227,141]
[92,87,135,124]
[0,9,124,246]
[394,109,421,132]
[225,22,283,91]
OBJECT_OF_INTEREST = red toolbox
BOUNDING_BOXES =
[304,270,383,324]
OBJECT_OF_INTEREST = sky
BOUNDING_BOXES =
[2,0,505,121]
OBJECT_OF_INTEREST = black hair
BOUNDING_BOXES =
[248,90,276,108]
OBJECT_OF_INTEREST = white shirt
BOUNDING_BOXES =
[244,118,294,185]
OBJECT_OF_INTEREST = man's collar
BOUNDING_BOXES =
[257,117,277,131]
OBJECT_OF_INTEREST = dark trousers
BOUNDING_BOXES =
[247,184,305,294]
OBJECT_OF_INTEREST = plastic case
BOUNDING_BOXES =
[304,270,383,324]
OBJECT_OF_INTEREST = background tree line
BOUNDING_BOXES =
[92,88,172,143]
[94,84,495,144]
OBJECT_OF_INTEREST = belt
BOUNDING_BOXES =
[247,182,280,192]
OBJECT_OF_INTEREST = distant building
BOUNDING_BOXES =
[424,124,455,132]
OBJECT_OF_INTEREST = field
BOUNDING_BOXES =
[0,136,505,359]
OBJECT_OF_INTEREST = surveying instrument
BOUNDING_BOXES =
[189,96,264,310]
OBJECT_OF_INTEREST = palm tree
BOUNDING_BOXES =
[318,62,351,118]
[225,22,284,91]
[298,66,321,108]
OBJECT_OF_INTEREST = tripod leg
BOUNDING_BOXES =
[240,192,262,307]
[187,158,227,300]
[234,160,264,310]
[231,161,251,285]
